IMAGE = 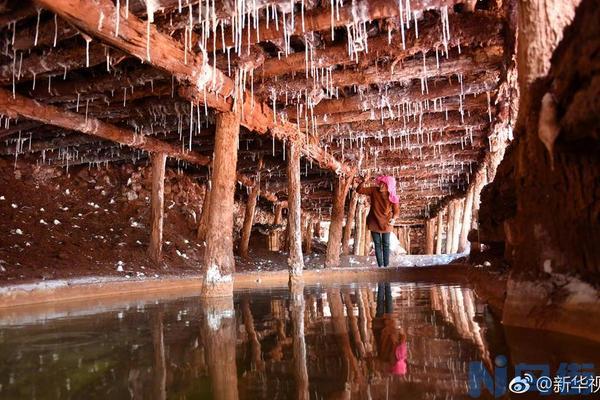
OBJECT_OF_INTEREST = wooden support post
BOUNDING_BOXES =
[342,190,359,255]
[326,176,352,267]
[269,202,284,251]
[470,168,487,254]
[451,199,464,253]
[425,218,436,255]
[362,207,370,256]
[436,211,444,255]
[202,109,240,298]
[304,216,314,254]
[458,186,475,253]
[314,220,322,240]
[197,184,212,242]
[148,152,167,264]
[239,168,261,258]
[353,200,364,256]
[287,143,304,279]
[445,202,456,254]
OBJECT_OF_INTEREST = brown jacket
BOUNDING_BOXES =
[357,184,400,233]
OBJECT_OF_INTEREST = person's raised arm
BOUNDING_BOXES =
[355,172,372,195]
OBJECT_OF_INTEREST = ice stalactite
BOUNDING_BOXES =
[115,0,120,37]
[34,8,42,46]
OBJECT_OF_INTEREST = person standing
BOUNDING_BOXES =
[356,174,400,267]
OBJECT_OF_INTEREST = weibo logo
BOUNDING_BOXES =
[508,373,534,394]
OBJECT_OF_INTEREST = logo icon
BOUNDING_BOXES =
[508,374,534,394]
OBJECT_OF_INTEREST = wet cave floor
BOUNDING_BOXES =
[1,279,599,400]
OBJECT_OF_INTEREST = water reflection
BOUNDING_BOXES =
[2,282,593,399]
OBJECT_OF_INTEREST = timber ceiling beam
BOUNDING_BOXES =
[258,11,504,79]
[0,87,210,165]
[33,0,350,175]
[284,73,498,119]
[258,46,503,98]
[204,0,461,53]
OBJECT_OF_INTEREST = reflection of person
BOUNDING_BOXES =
[372,283,407,376]
[356,174,400,267]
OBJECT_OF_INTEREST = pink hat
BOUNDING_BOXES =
[376,175,400,204]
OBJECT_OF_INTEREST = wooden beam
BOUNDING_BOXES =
[287,142,304,279]
[0,88,210,165]
[313,95,490,127]
[286,75,497,120]
[205,0,459,52]
[321,111,488,137]
[148,152,167,263]
[259,12,504,79]
[35,0,348,175]
[13,16,78,51]
[29,66,167,102]
[0,42,120,85]
[259,46,503,98]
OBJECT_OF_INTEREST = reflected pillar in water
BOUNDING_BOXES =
[152,310,167,400]
[342,289,366,358]
[241,298,265,372]
[290,283,309,400]
[200,297,239,400]
[327,289,361,390]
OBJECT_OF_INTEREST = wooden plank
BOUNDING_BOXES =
[0,87,210,165]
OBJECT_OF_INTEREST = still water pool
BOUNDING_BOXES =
[0,281,598,399]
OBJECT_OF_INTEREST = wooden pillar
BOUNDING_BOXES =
[362,207,370,256]
[326,176,351,267]
[451,199,464,253]
[304,215,314,254]
[239,171,261,258]
[202,109,240,298]
[458,186,475,253]
[353,200,364,256]
[445,202,456,254]
[200,297,239,400]
[314,220,321,240]
[435,210,444,254]
[269,202,284,251]
[197,183,212,242]
[148,152,167,264]
[425,218,436,255]
[341,190,358,255]
[470,168,487,254]
[287,143,304,279]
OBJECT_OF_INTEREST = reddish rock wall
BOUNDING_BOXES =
[479,0,599,284]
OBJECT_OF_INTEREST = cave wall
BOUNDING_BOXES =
[479,0,600,284]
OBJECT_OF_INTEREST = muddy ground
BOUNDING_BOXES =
[0,158,329,285]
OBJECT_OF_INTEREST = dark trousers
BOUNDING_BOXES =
[371,231,390,267]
